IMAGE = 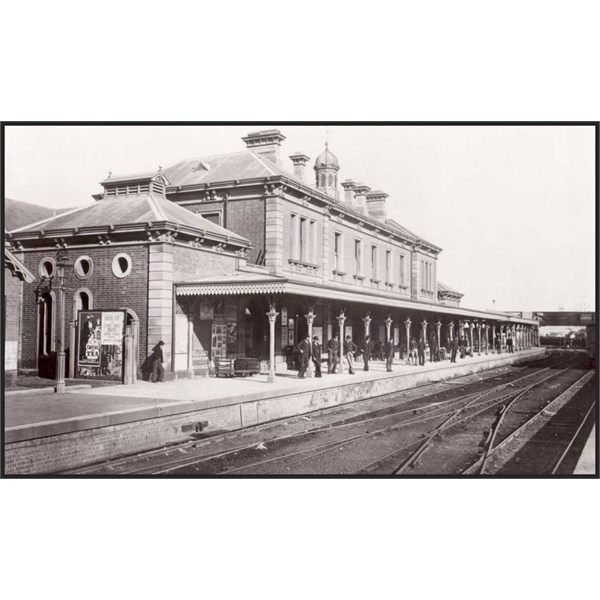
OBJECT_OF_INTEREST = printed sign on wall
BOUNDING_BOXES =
[77,310,125,380]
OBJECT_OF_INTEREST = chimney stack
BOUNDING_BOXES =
[353,183,371,214]
[242,129,286,166]
[289,152,310,182]
[366,190,388,221]
[341,180,356,204]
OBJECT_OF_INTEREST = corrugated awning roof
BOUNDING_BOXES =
[175,274,537,324]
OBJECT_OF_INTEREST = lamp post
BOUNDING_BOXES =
[266,304,279,383]
[55,247,69,394]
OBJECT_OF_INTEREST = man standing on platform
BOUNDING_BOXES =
[327,333,340,374]
[344,335,357,374]
[362,335,373,371]
[451,336,459,363]
[297,334,311,378]
[417,336,426,366]
[311,336,322,378]
[385,337,394,372]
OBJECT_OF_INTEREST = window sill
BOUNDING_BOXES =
[353,274,366,281]
[370,278,382,284]
[288,259,319,274]
[385,281,395,287]
[333,269,347,276]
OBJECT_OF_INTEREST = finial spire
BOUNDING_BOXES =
[108,168,112,179]
[325,125,329,150]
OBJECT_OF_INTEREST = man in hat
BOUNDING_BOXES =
[344,335,357,375]
[327,333,340,374]
[385,337,394,372]
[297,334,311,378]
[311,336,322,378]
[151,340,165,383]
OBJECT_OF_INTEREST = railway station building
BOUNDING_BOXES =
[5,129,540,382]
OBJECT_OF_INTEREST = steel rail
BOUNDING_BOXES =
[551,400,596,475]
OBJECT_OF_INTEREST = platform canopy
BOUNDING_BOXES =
[175,272,538,325]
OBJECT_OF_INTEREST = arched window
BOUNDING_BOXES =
[328,173,334,187]
[38,292,55,355]
[73,289,93,320]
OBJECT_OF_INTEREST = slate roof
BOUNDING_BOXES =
[8,193,250,246]
[164,151,436,248]
[4,198,74,232]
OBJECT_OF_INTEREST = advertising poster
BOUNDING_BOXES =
[77,310,125,380]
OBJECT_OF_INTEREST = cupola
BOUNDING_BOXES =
[314,143,340,199]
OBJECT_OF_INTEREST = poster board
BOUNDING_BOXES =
[77,310,125,380]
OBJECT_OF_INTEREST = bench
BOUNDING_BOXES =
[234,357,260,377]
[214,358,234,377]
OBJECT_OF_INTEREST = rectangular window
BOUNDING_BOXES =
[385,250,391,282]
[399,254,405,286]
[290,214,296,259]
[354,239,362,275]
[334,232,342,272]
[197,211,222,226]
[299,217,307,262]
[371,245,377,280]
[310,220,316,264]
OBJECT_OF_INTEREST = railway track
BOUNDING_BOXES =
[67,350,592,476]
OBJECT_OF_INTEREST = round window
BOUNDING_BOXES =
[38,257,56,278]
[74,256,94,279]
[112,253,133,278]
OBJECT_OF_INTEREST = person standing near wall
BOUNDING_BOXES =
[385,337,394,372]
[297,334,311,378]
[327,333,339,374]
[344,335,357,375]
[362,335,373,371]
[311,336,322,378]
[417,336,426,366]
[451,336,459,363]
[151,340,165,383]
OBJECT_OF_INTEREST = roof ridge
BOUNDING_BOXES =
[8,203,92,233]
[249,151,278,176]
[147,194,166,221]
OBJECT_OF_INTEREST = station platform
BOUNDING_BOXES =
[4,348,545,474]
[574,426,597,475]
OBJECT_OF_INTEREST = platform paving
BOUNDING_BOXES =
[6,349,541,435]
[573,426,596,475]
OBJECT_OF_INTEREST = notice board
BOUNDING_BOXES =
[77,310,125,380]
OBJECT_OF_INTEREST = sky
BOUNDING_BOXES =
[4,124,595,312]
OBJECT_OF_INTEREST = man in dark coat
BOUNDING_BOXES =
[362,335,373,371]
[297,335,311,378]
[384,338,394,372]
[459,336,466,359]
[311,336,322,378]
[151,340,165,383]
[327,334,340,374]
[450,337,459,363]
[417,336,426,366]
[343,336,357,374]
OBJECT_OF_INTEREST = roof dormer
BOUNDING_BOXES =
[97,170,170,200]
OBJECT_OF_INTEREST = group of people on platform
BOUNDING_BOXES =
[294,332,518,378]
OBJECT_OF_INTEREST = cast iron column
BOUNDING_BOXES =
[266,304,279,383]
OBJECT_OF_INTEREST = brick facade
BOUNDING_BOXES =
[18,245,149,372]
